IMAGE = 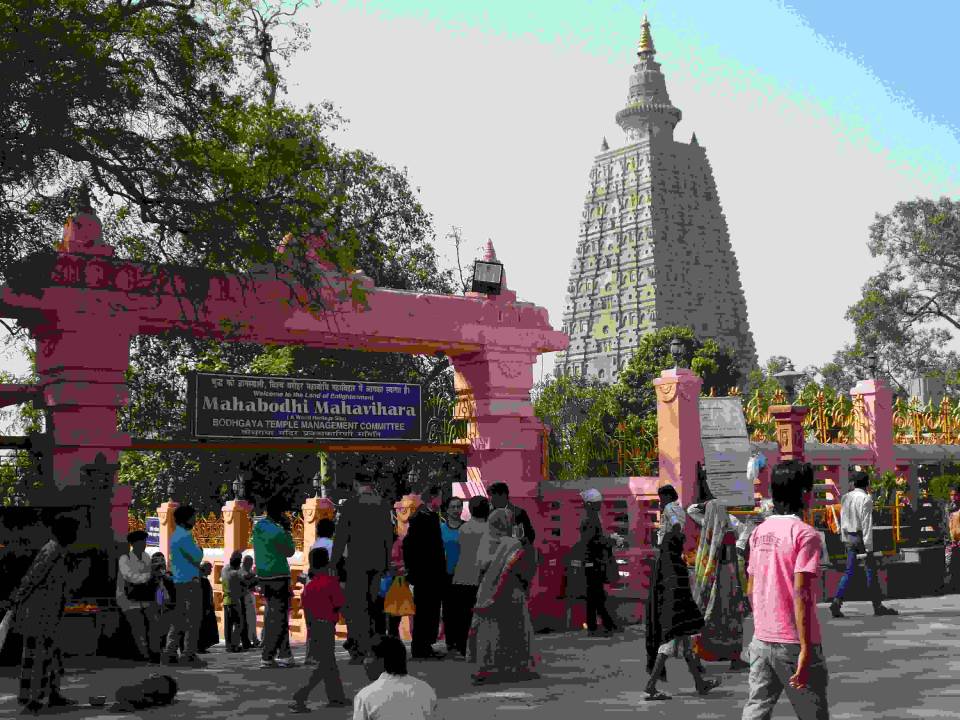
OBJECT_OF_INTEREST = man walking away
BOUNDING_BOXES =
[162,505,205,667]
[488,482,537,545]
[117,530,160,662]
[253,495,297,668]
[331,473,394,664]
[404,485,447,660]
[743,461,829,720]
[221,551,246,652]
[353,635,439,720]
[288,548,350,713]
[2,515,80,715]
[829,471,898,618]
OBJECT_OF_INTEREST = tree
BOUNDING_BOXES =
[1,0,362,318]
[842,197,960,395]
[2,0,467,513]
[613,326,741,418]
[533,374,626,481]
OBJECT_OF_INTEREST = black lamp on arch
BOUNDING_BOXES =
[669,337,684,369]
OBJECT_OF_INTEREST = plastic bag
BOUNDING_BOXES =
[383,576,416,617]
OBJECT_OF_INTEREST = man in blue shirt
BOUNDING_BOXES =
[162,505,205,667]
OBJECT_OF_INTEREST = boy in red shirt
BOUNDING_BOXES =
[289,549,350,713]
[743,461,830,720]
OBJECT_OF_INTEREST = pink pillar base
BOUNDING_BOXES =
[157,501,179,566]
[111,484,133,542]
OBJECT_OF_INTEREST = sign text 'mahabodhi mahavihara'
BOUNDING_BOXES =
[188,372,422,442]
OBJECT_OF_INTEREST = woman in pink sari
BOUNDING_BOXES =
[468,508,538,685]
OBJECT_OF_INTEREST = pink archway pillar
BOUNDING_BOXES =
[30,211,135,543]
[851,379,895,473]
[653,368,704,508]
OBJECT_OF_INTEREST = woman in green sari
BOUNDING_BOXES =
[688,499,749,671]
[468,508,538,685]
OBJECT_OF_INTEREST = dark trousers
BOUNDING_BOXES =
[241,593,257,645]
[373,597,402,638]
[344,569,380,656]
[223,604,243,650]
[834,532,882,604]
[260,578,292,661]
[443,581,477,655]
[585,568,616,631]
[411,578,443,655]
[294,620,346,705]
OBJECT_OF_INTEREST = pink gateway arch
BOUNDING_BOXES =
[0,206,568,544]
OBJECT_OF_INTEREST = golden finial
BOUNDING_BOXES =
[638,14,655,56]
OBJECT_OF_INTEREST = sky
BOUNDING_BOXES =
[2,0,958,390]
[283,0,960,381]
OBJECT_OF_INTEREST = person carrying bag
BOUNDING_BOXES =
[383,577,415,618]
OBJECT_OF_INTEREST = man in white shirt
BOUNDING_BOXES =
[117,530,161,662]
[829,471,898,618]
[354,635,439,720]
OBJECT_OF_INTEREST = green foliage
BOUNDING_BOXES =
[928,475,960,502]
[249,345,298,376]
[614,326,741,417]
[869,469,900,508]
[534,328,741,482]
[533,374,624,481]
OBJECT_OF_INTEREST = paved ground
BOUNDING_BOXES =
[1,595,959,718]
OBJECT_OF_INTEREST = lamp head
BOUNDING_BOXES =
[669,338,683,368]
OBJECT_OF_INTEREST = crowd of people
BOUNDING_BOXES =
[7,463,957,718]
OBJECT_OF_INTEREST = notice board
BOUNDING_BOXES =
[188,372,422,442]
[699,396,754,507]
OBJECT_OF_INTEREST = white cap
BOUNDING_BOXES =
[581,489,602,503]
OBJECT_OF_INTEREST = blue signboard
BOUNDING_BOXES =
[145,517,160,546]
[189,372,422,442]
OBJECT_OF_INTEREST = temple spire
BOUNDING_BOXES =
[691,132,698,146]
[638,14,655,56]
[615,15,681,143]
[601,137,609,151]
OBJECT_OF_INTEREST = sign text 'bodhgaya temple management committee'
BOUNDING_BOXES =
[188,372,422,442]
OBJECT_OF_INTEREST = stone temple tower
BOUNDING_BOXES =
[554,17,757,381]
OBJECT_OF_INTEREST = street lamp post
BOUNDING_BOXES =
[233,469,247,501]
[773,362,805,404]
[770,362,809,462]
[669,337,684,369]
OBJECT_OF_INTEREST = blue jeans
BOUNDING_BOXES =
[742,639,829,720]
[833,532,881,604]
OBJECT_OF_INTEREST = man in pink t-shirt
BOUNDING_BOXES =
[743,461,830,720]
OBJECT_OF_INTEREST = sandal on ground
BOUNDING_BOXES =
[644,690,671,701]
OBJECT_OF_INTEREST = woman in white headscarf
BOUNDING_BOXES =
[468,508,538,685]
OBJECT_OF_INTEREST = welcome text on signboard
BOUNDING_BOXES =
[188,372,422,442]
